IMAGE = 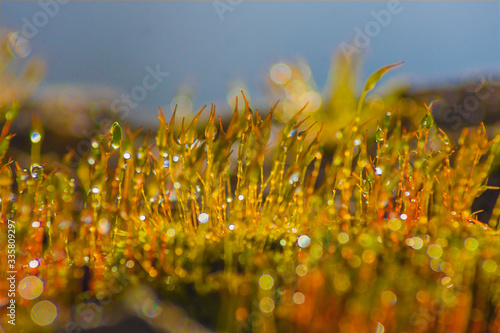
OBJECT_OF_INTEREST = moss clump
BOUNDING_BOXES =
[1,60,500,333]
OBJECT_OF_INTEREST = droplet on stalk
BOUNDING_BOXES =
[30,132,41,143]
[110,122,122,149]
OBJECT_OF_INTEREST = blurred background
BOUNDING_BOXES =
[1,1,498,126]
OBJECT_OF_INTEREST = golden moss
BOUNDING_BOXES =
[1,49,500,332]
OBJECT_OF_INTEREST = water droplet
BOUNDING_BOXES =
[400,213,408,220]
[163,159,170,168]
[353,139,361,146]
[30,132,41,143]
[173,155,180,163]
[91,141,99,149]
[198,212,209,224]
[228,223,235,230]
[288,172,299,185]
[375,128,384,143]
[227,197,233,203]
[375,167,383,175]
[140,215,146,221]
[110,122,122,149]
[123,152,131,160]
[288,129,297,138]
[29,259,40,268]
[297,235,311,248]
[238,194,244,201]
[92,186,100,194]
[32,221,40,228]
[30,164,43,178]
[174,182,181,189]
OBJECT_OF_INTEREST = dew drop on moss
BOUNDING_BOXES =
[198,212,209,224]
[30,132,41,143]
[288,172,299,185]
[375,128,384,143]
[297,235,311,248]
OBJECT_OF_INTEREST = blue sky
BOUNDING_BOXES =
[1,1,498,122]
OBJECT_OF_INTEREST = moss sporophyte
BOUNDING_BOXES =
[1,60,500,333]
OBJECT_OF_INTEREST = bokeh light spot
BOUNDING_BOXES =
[292,292,305,305]
[295,264,308,277]
[259,297,275,313]
[381,290,397,306]
[483,259,498,273]
[18,276,44,300]
[31,300,57,326]
[464,237,479,251]
[259,274,274,290]
[270,63,292,85]
[297,235,311,248]
[427,244,443,258]
[7,32,31,58]
[338,232,349,244]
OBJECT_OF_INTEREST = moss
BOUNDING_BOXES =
[1,50,500,333]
